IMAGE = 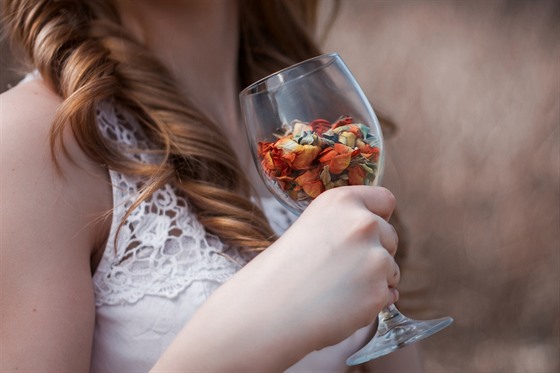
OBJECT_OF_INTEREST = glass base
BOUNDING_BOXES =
[346,311,454,366]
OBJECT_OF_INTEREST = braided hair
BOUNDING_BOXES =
[2,0,324,252]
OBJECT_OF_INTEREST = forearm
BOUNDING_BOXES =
[150,252,316,372]
[151,187,401,371]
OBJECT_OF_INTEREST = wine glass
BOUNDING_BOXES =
[239,53,453,366]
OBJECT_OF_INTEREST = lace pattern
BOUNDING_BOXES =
[92,101,252,306]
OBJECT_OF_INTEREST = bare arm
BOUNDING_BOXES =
[0,80,112,372]
[152,186,401,372]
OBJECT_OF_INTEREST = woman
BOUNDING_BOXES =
[1,0,422,371]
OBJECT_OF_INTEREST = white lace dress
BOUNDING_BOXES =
[89,101,370,373]
[89,101,300,372]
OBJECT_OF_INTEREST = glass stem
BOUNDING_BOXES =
[377,304,407,336]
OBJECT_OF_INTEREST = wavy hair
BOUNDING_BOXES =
[1,0,408,269]
[1,0,333,253]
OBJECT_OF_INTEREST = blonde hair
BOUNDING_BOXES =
[1,0,327,252]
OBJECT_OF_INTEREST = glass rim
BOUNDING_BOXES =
[239,52,340,97]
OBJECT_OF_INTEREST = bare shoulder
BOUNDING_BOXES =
[0,78,111,370]
[1,78,70,173]
[1,77,63,134]
[0,78,112,248]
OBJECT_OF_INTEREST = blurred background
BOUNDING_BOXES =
[320,0,559,372]
[1,0,558,372]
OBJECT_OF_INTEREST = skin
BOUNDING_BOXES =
[1,0,422,371]
[115,0,266,194]
[1,78,112,371]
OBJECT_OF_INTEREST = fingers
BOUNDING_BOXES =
[318,186,398,255]
[312,185,396,222]
[387,259,400,289]
[344,185,399,255]
[311,185,398,255]
[377,217,399,257]
[385,258,401,307]
[351,186,396,221]
[386,288,400,308]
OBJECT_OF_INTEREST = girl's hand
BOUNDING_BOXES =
[154,186,400,371]
[256,186,400,349]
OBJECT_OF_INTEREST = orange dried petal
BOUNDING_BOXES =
[310,119,332,135]
[359,144,380,161]
[348,165,367,185]
[334,142,352,154]
[333,116,353,129]
[347,125,363,138]
[261,151,275,172]
[302,180,323,198]
[295,168,320,185]
[292,144,321,169]
[328,153,352,174]
[294,169,324,198]
[319,148,337,162]
[281,151,297,164]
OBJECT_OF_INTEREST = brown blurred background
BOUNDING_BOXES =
[320,0,559,372]
[1,0,558,372]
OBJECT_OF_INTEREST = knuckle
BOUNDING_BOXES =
[393,264,401,284]
[347,214,380,241]
[368,248,393,270]
[378,187,396,207]
[362,215,380,233]
[386,225,399,255]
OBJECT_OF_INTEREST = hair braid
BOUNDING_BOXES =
[2,0,277,251]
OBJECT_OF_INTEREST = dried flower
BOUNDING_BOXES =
[257,116,381,202]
